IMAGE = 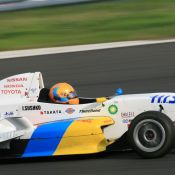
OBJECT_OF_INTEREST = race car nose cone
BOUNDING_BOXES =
[116,88,123,95]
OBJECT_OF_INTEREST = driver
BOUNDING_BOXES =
[49,82,79,105]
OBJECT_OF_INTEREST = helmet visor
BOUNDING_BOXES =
[68,91,78,99]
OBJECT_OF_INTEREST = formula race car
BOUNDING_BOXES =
[0,72,174,159]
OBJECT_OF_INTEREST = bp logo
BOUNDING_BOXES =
[108,105,118,115]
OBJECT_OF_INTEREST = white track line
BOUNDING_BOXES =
[0,39,175,59]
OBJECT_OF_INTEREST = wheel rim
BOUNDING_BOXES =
[133,119,166,152]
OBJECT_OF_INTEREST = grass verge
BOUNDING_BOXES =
[0,0,175,51]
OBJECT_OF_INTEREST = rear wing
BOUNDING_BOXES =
[0,72,44,102]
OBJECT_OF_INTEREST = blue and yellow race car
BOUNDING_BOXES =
[0,72,174,159]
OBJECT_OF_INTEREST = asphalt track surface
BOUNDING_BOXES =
[0,42,175,174]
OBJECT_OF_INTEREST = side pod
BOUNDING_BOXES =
[22,116,114,158]
[54,116,114,156]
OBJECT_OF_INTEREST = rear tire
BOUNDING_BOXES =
[128,111,174,158]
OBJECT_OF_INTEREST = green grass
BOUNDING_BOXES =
[0,0,175,51]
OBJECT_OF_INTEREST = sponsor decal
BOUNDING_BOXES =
[1,111,14,118]
[65,108,75,114]
[25,91,29,96]
[40,110,61,115]
[122,119,132,124]
[1,89,21,94]
[121,112,135,118]
[151,95,175,104]
[80,103,101,110]
[108,105,118,115]
[104,119,113,124]
[77,120,92,123]
[79,109,101,113]
[22,105,41,111]
[7,77,27,82]
[4,84,24,88]
[30,88,37,94]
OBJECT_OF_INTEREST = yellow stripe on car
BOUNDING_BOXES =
[54,117,114,155]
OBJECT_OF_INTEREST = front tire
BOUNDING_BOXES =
[128,111,174,158]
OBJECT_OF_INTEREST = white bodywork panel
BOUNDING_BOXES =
[0,72,44,101]
[0,72,175,145]
[0,72,43,144]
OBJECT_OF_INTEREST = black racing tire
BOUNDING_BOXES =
[128,111,174,158]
